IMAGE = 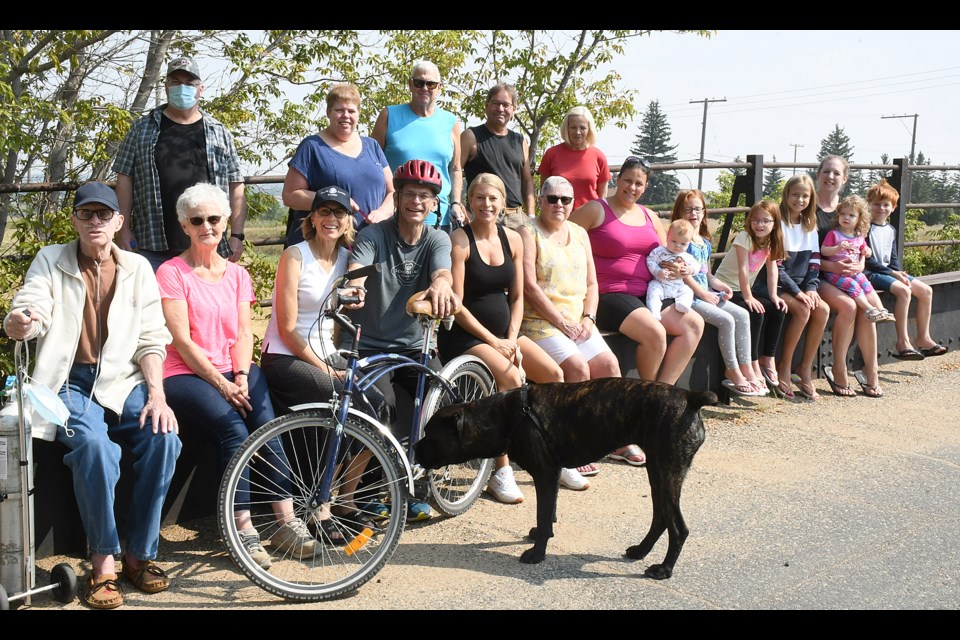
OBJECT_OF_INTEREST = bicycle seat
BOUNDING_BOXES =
[406,290,462,318]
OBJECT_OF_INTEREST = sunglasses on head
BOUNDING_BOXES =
[544,195,573,205]
[412,78,440,90]
[188,215,223,226]
[74,208,117,221]
[622,156,653,171]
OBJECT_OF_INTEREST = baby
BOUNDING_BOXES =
[646,219,700,320]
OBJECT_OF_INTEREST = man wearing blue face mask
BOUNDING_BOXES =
[113,57,246,271]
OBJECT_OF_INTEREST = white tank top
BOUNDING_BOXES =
[262,241,347,360]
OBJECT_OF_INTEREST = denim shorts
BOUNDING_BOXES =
[866,271,914,292]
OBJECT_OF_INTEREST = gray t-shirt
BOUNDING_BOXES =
[348,219,452,352]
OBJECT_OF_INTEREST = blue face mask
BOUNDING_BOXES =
[168,84,198,110]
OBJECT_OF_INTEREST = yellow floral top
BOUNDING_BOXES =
[520,220,588,339]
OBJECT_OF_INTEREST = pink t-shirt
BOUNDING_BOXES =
[537,144,612,210]
[589,200,660,297]
[156,257,256,377]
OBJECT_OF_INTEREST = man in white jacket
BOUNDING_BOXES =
[3,181,181,609]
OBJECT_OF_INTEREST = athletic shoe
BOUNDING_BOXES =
[486,465,525,504]
[238,528,272,569]
[559,467,590,491]
[406,500,433,522]
[270,518,320,559]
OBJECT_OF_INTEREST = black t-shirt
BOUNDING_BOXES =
[155,115,209,252]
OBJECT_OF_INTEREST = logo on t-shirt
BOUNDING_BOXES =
[394,259,422,286]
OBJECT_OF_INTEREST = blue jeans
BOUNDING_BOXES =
[57,364,182,560]
[138,249,180,273]
[164,364,290,510]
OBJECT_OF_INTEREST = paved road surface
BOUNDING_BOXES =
[25,350,960,611]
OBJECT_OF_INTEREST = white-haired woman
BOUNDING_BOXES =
[158,183,318,570]
[537,106,612,211]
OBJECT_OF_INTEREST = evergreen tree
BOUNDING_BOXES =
[630,100,681,206]
[763,156,785,198]
[815,124,860,197]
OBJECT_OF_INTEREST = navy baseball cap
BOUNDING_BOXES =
[167,57,201,81]
[311,186,352,212]
[74,182,119,211]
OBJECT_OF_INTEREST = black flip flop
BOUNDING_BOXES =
[824,366,855,398]
[920,345,948,357]
[892,348,925,361]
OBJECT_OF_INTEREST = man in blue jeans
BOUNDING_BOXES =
[3,182,181,609]
[345,159,457,522]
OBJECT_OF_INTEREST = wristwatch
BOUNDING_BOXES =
[582,312,597,323]
[231,233,245,241]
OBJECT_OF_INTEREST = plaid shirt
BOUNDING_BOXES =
[113,105,243,254]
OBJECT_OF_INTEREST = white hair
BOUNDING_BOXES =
[176,183,231,222]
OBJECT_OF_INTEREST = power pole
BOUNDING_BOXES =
[790,143,804,175]
[690,97,726,189]
[881,114,918,163]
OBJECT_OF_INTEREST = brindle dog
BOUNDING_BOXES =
[415,377,717,579]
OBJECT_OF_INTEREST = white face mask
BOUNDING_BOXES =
[20,379,71,441]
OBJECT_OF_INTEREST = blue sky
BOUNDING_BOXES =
[590,30,959,192]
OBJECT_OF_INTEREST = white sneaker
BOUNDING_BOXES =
[486,465,524,504]
[559,467,590,491]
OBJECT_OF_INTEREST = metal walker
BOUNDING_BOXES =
[0,339,78,610]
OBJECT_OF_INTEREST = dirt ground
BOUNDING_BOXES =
[18,346,960,611]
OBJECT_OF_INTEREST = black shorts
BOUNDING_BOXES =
[597,291,675,331]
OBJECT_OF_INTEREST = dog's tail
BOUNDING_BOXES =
[687,390,720,412]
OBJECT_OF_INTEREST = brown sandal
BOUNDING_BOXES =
[122,560,170,594]
[84,573,124,609]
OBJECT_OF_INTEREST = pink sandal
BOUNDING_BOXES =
[607,445,646,467]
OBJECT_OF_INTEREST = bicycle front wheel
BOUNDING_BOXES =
[420,356,496,516]
[218,409,407,602]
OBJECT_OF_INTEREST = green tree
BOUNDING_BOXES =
[630,100,680,206]
[815,124,860,196]
[763,156,784,199]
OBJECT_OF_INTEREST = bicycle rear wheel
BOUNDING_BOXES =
[420,356,496,516]
[218,409,407,601]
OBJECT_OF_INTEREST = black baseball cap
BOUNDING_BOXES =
[311,186,351,212]
[74,182,119,211]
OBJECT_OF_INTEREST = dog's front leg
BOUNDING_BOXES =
[520,469,560,564]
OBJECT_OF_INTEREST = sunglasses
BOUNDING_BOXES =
[412,78,440,90]
[188,215,223,226]
[622,156,653,171]
[543,195,573,205]
[74,208,117,221]
[315,207,349,219]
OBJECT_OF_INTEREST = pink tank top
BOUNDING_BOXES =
[589,200,660,296]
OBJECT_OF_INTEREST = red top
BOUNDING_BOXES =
[537,144,611,210]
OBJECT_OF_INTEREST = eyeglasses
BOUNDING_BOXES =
[188,215,223,226]
[412,78,440,90]
[401,191,437,202]
[622,156,653,171]
[684,207,705,214]
[488,100,514,110]
[74,208,117,221]
[752,218,775,226]
[315,207,349,219]
[167,79,201,88]
[543,195,573,205]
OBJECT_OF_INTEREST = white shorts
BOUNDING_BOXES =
[534,327,613,365]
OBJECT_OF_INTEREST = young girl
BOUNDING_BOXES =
[768,175,829,400]
[671,190,765,396]
[820,195,895,324]
[713,200,789,393]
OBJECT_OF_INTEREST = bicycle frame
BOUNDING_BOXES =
[308,284,457,512]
